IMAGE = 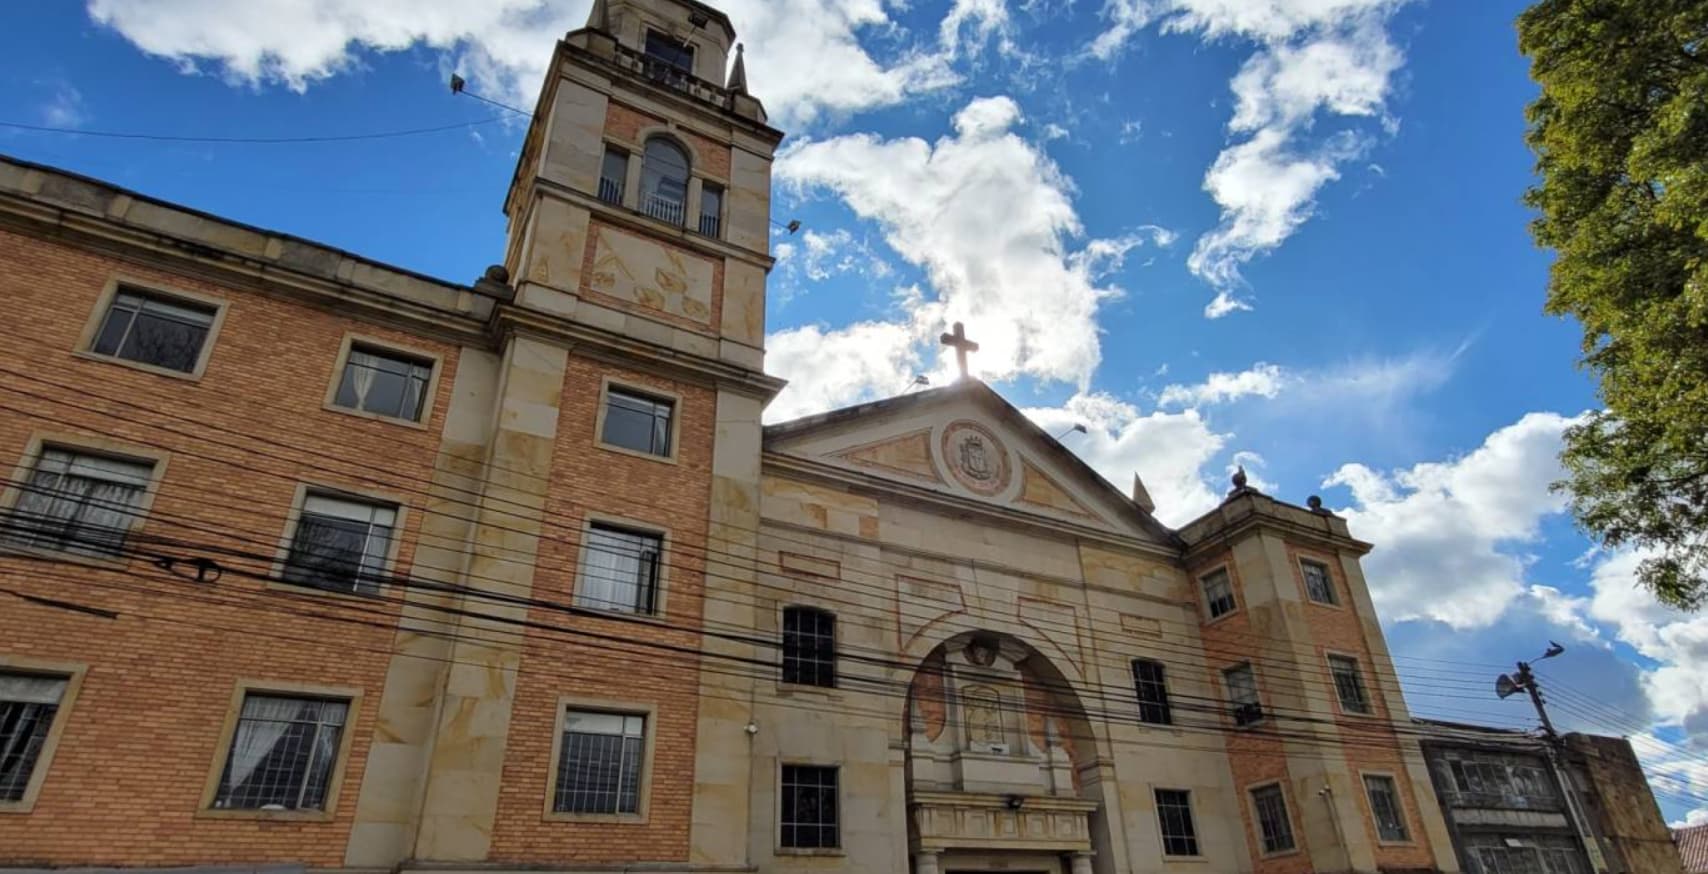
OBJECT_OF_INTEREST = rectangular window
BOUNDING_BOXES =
[333,344,434,422]
[699,182,723,237]
[1154,788,1200,856]
[782,606,837,688]
[1132,659,1171,725]
[1363,774,1410,842]
[576,523,662,614]
[1329,654,1371,714]
[1201,567,1236,619]
[553,709,645,815]
[781,764,839,849]
[1301,559,1337,604]
[5,448,153,557]
[601,387,674,457]
[282,493,397,594]
[212,693,348,811]
[90,287,216,373]
[1251,784,1296,854]
[599,147,627,205]
[1224,663,1262,725]
[643,30,695,73]
[0,672,68,803]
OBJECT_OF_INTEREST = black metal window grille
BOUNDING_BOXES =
[282,493,396,594]
[1251,784,1295,853]
[1363,774,1410,842]
[553,710,645,814]
[3,448,152,556]
[1329,654,1372,714]
[1154,788,1200,856]
[212,694,348,811]
[782,606,837,688]
[781,764,839,849]
[0,673,67,802]
[601,388,674,457]
[1301,559,1337,604]
[576,524,662,614]
[1132,659,1171,725]
[333,344,433,422]
[1201,568,1236,618]
[90,287,215,373]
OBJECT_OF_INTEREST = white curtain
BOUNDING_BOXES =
[346,349,379,409]
[578,529,640,611]
[221,696,301,797]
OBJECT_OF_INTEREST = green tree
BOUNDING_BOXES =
[1518,0,1708,608]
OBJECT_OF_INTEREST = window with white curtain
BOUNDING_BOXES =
[575,523,662,614]
[212,692,348,811]
[4,448,154,557]
[332,344,433,422]
[282,492,397,594]
[0,672,68,802]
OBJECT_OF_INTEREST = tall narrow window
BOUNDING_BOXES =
[782,606,836,688]
[1363,774,1410,842]
[212,693,349,811]
[89,287,216,374]
[1224,663,1262,726]
[640,138,690,226]
[553,709,645,815]
[599,146,628,205]
[1329,654,1371,714]
[1251,784,1296,854]
[699,182,723,237]
[643,30,695,73]
[1301,559,1337,604]
[1201,567,1236,619]
[4,448,153,557]
[781,765,839,849]
[576,523,662,614]
[1154,789,1200,856]
[1132,659,1172,725]
[601,387,674,457]
[282,493,397,594]
[0,672,68,803]
[332,344,434,423]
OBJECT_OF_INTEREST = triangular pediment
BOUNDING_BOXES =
[764,382,1175,544]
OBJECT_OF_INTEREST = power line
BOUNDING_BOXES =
[0,116,509,144]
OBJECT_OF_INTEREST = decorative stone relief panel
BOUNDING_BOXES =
[588,225,714,324]
[831,428,943,484]
[939,419,1012,497]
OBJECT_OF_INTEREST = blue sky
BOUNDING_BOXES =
[6,0,1708,824]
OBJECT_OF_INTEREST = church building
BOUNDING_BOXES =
[0,0,1513,872]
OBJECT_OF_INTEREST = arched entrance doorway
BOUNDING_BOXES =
[904,631,1104,874]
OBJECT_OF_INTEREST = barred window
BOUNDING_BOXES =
[90,287,216,373]
[1329,654,1371,714]
[1301,559,1337,604]
[1201,568,1236,618]
[1224,663,1262,726]
[601,387,674,457]
[599,147,627,205]
[4,448,153,557]
[782,606,836,688]
[1251,784,1295,854]
[781,764,839,849]
[282,493,397,594]
[576,523,662,614]
[333,344,434,422]
[212,693,348,811]
[0,673,68,802]
[1132,659,1171,725]
[1363,774,1410,842]
[553,710,645,815]
[1154,788,1200,856]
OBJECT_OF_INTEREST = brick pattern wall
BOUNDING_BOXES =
[605,104,733,181]
[0,229,460,864]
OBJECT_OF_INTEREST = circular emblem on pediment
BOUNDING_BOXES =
[940,420,1011,497]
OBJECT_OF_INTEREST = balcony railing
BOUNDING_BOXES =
[698,213,721,238]
[598,175,623,205]
[642,193,685,226]
[612,43,731,107]
[1442,789,1563,812]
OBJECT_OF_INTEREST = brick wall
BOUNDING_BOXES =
[605,104,733,181]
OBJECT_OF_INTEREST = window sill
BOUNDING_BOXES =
[73,350,206,382]
[265,578,386,604]
[595,440,679,465]
[0,799,42,815]
[196,807,335,823]
[775,847,845,857]
[774,682,845,702]
[1202,608,1242,627]
[1160,854,1209,863]
[1259,847,1302,860]
[321,401,430,431]
[543,810,650,825]
[570,603,670,626]
[1374,837,1417,848]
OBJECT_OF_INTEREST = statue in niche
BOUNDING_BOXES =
[963,684,1006,752]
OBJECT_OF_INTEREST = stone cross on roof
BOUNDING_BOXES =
[939,321,979,380]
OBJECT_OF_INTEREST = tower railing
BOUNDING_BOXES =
[612,43,731,107]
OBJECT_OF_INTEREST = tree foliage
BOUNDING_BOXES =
[1518,0,1708,608]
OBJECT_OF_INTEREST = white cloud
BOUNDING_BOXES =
[84,0,978,128]
[1158,362,1284,406]
[39,82,88,128]
[777,96,1166,389]
[1585,551,1708,743]
[1326,412,1586,629]
[765,319,925,423]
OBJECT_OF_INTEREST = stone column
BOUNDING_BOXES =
[685,176,704,231]
[1069,851,1094,874]
[623,151,643,210]
[914,850,942,874]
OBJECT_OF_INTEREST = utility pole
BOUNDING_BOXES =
[1497,643,1610,873]
[1510,658,1559,739]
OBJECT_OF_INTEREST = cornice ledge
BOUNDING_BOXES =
[524,178,775,269]
[1181,508,1373,560]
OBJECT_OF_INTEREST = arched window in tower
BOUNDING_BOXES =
[640,137,690,226]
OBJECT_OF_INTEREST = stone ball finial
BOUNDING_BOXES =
[484,264,509,283]
[1307,495,1323,511]
[1231,465,1248,490]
